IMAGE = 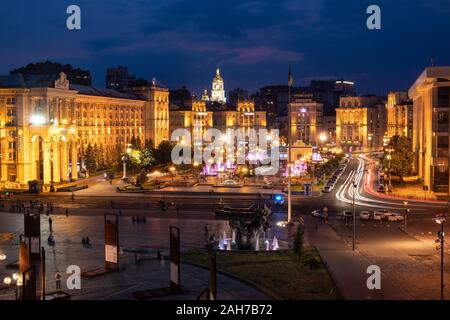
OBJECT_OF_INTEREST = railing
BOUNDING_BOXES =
[196,288,211,300]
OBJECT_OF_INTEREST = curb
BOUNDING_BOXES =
[180,260,282,300]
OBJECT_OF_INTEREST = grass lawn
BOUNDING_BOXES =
[181,247,339,300]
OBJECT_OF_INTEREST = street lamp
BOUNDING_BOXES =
[352,181,357,251]
[403,201,409,231]
[121,147,132,180]
[0,253,6,261]
[386,148,394,192]
[435,215,446,300]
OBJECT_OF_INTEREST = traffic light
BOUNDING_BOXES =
[438,231,445,239]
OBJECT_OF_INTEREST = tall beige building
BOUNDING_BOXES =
[289,93,323,146]
[386,91,413,139]
[169,100,213,139]
[409,66,450,195]
[0,72,168,189]
[335,96,386,152]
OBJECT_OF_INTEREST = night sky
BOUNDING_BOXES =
[1,0,449,96]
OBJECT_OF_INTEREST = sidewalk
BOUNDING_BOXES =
[303,216,411,300]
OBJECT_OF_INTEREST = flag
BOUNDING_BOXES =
[288,68,293,87]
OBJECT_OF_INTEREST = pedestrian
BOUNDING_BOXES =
[110,200,114,209]
[48,217,53,232]
[132,216,136,222]
[65,208,69,217]
[109,180,113,185]
[55,271,62,290]
[119,210,122,216]
[204,224,210,248]
[85,236,90,246]
[82,237,86,245]
[71,192,75,202]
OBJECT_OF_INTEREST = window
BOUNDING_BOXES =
[437,87,450,107]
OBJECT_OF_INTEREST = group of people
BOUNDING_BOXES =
[132,216,147,223]
[81,237,91,247]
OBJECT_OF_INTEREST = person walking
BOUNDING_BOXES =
[48,217,53,232]
[71,192,75,202]
[65,208,69,217]
[55,271,62,290]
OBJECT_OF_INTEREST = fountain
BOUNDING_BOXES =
[272,236,279,250]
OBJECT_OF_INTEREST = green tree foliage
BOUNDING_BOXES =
[382,135,414,183]
[293,222,305,258]
[155,140,174,165]
[139,146,155,170]
[85,144,97,172]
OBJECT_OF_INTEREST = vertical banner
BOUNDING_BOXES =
[170,226,180,293]
[209,250,217,300]
[104,213,119,270]
[21,267,36,300]
[24,212,41,259]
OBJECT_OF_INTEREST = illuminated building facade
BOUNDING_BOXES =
[0,72,168,189]
[210,68,227,104]
[409,67,450,194]
[289,93,323,147]
[169,100,213,139]
[386,91,413,139]
[335,96,386,152]
[213,100,267,133]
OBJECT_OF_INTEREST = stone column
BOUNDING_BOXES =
[52,142,60,183]
[71,142,78,180]
[43,142,52,184]
[60,141,69,182]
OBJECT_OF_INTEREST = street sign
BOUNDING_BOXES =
[170,226,181,293]
[104,213,119,270]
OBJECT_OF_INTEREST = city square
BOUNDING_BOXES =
[0,1,450,313]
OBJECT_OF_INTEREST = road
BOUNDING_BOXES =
[1,155,450,299]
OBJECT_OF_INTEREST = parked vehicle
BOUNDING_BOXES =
[360,211,370,220]
[386,212,404,222]
[340,211,353,221]
[322,186,332,193]
[373,209,390,221]
[377,185,385,192]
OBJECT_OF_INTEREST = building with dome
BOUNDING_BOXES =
[210,67,227,104]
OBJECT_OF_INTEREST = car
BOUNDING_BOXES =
[311,209,325,218]
[360,211,370,220]
[322,186,332,193]
[340,211,353,220]
[386,213,404,222]
[373,209,390,220]
[377,185,385,192]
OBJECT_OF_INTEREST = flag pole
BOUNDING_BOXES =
[287,69,293,224]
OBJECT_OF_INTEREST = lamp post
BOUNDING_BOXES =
[122,146,132,180]
[352,181,357,251]
[435,215,446,300]
[386,148,394,192]
[403,201,409,231]
[287,69,293,224]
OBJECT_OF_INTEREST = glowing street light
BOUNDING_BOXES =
[319,132,327,143]
[435,214,446,300]
[3,276,11,286]
[0,253,6,261]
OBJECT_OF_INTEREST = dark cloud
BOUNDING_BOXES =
[0,0,449,95]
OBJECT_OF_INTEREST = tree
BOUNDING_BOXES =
[293,222,304,258]
[155,140,174,165]
[382,135,414,183]
[85,144,97,172]
[139,146,155,170]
